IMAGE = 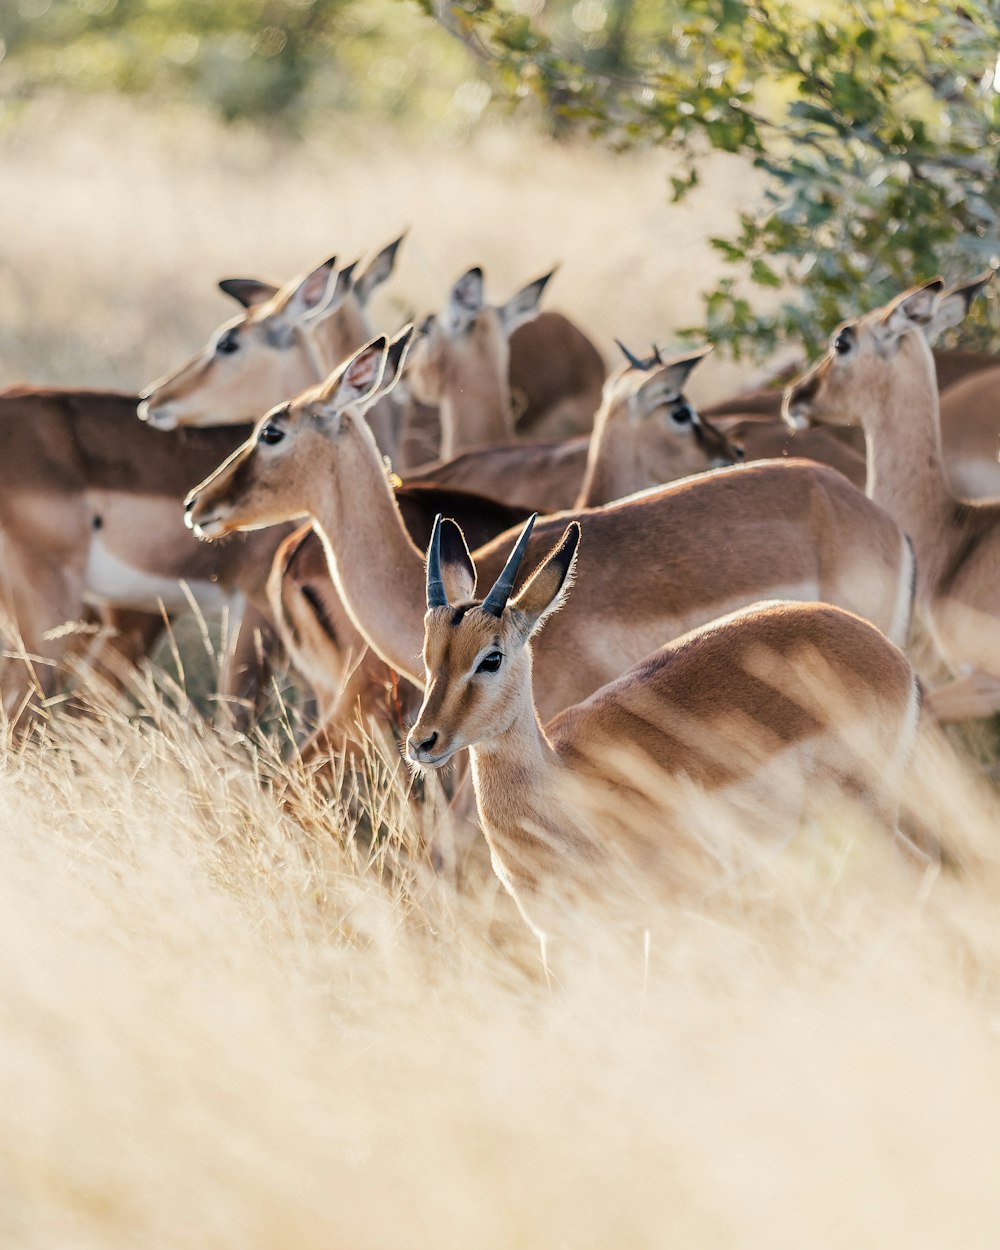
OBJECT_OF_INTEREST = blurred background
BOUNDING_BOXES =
[4,0,995,406]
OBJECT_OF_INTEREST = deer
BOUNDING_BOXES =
[936,366,1000,499]
[185,331,918,733]
[405,343,740,512]
[405,514,920,951]
[405,266,555,460]
[783,272,1000,722]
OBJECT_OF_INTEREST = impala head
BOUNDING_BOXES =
[603,341,740,467]
[406,515,580,768]
[139,233,406,430]
[406,266,554,406]
[184,327,413,539]
[783,272,993,431]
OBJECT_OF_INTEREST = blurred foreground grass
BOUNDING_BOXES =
[2,668,1000,1247]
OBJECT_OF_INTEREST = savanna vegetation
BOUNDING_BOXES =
[2,2,1000,1245]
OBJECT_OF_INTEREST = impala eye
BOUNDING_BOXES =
[259,424,285,445]
[216,331,240,355]
[476,650,503,674]
[671,401,693,425]
[833,330,853,356]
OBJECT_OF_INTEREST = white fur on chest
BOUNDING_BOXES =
[85,534,232,614]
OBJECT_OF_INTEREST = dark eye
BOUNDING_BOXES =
[476,650,503,674]
[217,332,240,355]
[259,424,285,445]
[833,331,852,356]
[671,402,693,425]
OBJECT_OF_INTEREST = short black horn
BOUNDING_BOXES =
[481,514,537,617]
[426,514,449,610]
[614,338,649,371]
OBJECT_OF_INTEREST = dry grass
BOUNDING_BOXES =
[2,670,1000,1248]
[2,94,1000,1246]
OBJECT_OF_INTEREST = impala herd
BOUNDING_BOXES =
[3,232,998,952]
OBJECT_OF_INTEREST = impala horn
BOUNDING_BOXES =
[481,513,537,617]
[614,339,649,371]
[426,514,449,609]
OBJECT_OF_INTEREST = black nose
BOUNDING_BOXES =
[184,497,194,513]
[417,731,438,753]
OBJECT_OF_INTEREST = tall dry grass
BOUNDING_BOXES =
[2,667,1000,1248]
[2,94,1000,1245]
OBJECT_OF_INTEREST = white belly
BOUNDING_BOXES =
[84,535,231,614]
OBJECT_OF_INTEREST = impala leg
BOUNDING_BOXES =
[219,601,279,729]
[924,670,1000,724]
[0,543,84,726]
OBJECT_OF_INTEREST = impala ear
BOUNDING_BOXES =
[636,346,712,409]
[924,271,993,341]
[280,256,338,323]
[500,269,555,336]
[307,260,358,321]
[318,336,388,414]
[217,278,279,309]
[445,267,484,333]
[438,518,478,603]
[509,522,580,640]
[369,325,415,399]
[882,278,944,339]
[355,231,407,308]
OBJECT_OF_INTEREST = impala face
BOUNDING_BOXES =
[406,515,579,769]
[139,257,342,430]
[783,274,991,431]
[185,331,410,539]
[603,344,740,468]
[406,266,553,406]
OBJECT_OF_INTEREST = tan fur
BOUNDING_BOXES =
[406,351,738,511]
[407,530,918,941]
[508,310,606,438]
[406,269,550,459]
[186,341,917,732]
[784,276,1000,720]
[0,386,286,720]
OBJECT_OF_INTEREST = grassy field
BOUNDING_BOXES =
[3,94,1000,1247]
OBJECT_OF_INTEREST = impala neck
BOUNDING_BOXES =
[308,413,426,683]
[468,672,578,893]
[861,334,956,598]
[438,371,515,460]
[576,403,640,507]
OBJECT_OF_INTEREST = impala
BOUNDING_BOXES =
[405,516,919,945]
[783,273,1000,722]
[138,237,407,459]
[406,266,554,459]
[186,332,917,729]
[406,343,740,512]
[0,386,286,721]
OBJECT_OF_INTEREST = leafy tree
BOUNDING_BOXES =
[423,0,1000,356]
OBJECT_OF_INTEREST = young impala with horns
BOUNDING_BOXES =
[407,515,920,946]
[186,329,918,728]
[783,272,1000,722]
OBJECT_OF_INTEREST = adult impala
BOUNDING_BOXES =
[406,516,919,946]
[784,273,1000,722]
[185,332,916,728]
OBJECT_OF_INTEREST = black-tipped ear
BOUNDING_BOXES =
[439,517,477,603]
[500,269,555,335]
[378,325,415,394]
[318,335,388,412]
[510,522,580,638]
[926,270,994,340]
[355,231,407,308]
[311,259,359,317]
[218,278,279,309]
[883,278,944,337]
[445,267,484,332]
